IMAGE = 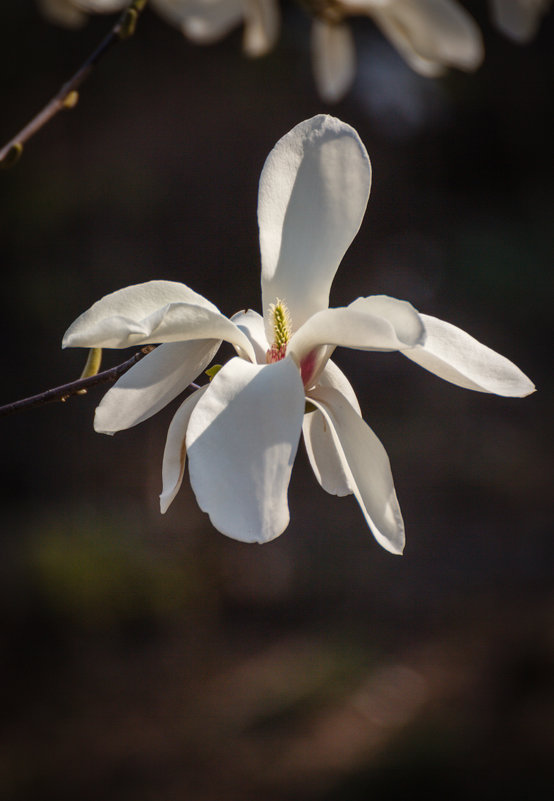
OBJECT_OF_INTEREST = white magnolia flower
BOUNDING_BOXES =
[37,0,482,99]
[311,0,484,102]
[490,0,551,42]
[63,115,534,553]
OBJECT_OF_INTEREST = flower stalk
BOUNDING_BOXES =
[0,346,154,417]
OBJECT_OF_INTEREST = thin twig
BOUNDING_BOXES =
[0,0,149,168]
[0,345,154,417]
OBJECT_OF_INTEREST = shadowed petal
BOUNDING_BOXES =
[160,0,244,42]
[243,0,280,56]
[309,384,405,554]
[231,309,269,362]
[490,0,549,42]
[160,386,209,514]
[259,115,371,337]
[187,356,305,543]
[303,361,361,496]
[94,340,219,435]
[311,19,356,103]
[402,314,536,396]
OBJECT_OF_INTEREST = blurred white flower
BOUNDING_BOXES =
[63,115,534,552]
[311,0,484,102]
[37,0,280,57]
[153,0,280,57]
[37,0,483,99]
[490,0,551,42]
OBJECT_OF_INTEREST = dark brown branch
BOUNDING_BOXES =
[0,345,155,417]
[0,0,149,168]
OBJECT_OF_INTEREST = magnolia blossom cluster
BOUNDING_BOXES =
[38,0,551,100]
[63,116,534,553]
[38,0,279,56]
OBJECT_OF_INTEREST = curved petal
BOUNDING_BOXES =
[170,0,244,43]
[311,19,356,103]
[63,281,255,361]
[259,115,371,337]
[309,385,405,554]
[303,361,361,497]
[288,296,424,366]
[490,0,548,42]
[187,356,305,543]
[38,0,88,27]
[63,281,218,346]
[230,309,269,363]
[94,340,219,434]
[243,0,280,57]
[402,314,536,397]
[371,0,484,75]
[160,386,209,514]
[75,0,127,11]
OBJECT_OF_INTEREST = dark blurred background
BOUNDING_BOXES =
[1,2,553,799]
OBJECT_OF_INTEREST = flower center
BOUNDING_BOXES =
[266,299,292,364]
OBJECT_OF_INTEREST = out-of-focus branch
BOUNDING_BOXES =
[0,0,149,168]
[0,345,155,417]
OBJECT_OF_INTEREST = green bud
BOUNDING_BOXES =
[0,142,23,169]
[205,364,223,381]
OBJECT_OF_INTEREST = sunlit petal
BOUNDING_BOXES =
[94,340,219,434]
[289,296,424,366]
[402,314,536,396]
[187,356,305,543]
[63,280,255,360]
[63,281,217,346]
[371,0,484,74]
[309,385,405,554]
[259,115,371,337]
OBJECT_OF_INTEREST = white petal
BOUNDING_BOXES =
[349,295,426,346]
[160,386,208,514]
[402,314,536,396]
[174,0,244,43]
[187,356,305,543]
[303,361,361,497]
[490,0,549,42]
[371,0,484,74]
[74,0,127,11]
[64,281,217,346]
[309,384,405,554]
[63,280,255,361]
[94,340,219,434]
[288,296,424,366]
[230,309,269,362]
[311,19,356,103]
[259,115,371,337]
[38,0,87,27]
[243,0,280,57]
